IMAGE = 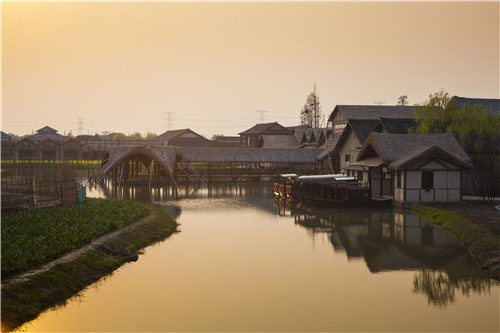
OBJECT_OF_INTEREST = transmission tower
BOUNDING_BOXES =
[164,112,175,130]
[77,118,85,136]
[256,110,268,123]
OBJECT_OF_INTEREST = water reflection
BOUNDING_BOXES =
[275,198,497,307]
[88,182,497,308]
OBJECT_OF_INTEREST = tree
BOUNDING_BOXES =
[300,84,322,128]
[144,132,157,141]
[129,132,143,140]
[397,95,408,106]
[211,134,224,140]
[413,89,500,201]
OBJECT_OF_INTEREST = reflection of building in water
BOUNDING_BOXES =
[286,203,497,307]
[289,205,467,271]
[91,181,274,205]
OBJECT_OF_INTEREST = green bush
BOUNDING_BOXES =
[1,199,147,279]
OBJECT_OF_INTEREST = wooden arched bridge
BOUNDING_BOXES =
[88,145,326,187]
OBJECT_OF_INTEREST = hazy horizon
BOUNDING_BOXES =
[2,1,499,137]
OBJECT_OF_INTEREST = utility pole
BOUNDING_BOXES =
[164,111,175,130]
[256,110,268,123]
[313,82,319,128]
[77,118,85,136]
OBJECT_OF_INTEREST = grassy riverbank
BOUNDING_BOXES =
[2,198,147,280]
[1,204,178,332]
[413,206,500,280]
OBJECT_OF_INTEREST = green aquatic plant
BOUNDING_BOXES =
[1,198,147,279]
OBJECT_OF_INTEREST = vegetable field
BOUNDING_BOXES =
[1,199,147,279]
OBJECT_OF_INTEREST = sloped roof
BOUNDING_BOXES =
[1,131,12,140]
[357,132,472,170]
[348,119,380,144]
[27,129,66,142]
[178,146,324,163]
[36,126,58,133]
[450,96,500,116]
[101,145,324,174]
[287,125,312,143]
[153,128,204,142]
[239,122,294,135]
[214,136,240,143]
[329,105,417,122]
[165,137,217,147]
[262,134,299,148]
[377,118,416,134]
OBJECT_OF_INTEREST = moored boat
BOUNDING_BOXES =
[273,174,298,198]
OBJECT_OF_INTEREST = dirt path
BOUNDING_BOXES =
[2,207,155,287]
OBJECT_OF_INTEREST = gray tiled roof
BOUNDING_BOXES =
[239,122,293,135]
[450,96,500,116]
[329,105,417,122]
[357,132,472,170]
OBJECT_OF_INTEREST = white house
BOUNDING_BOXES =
[353,132,472,206]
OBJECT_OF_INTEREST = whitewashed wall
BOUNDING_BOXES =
[393,159,462,203]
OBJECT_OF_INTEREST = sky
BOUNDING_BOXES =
[2,1,499,137]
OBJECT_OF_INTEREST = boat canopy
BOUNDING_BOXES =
[280,173,298,178]
[297,174,344,180]
[298,174,357,182]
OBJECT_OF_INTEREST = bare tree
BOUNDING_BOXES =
[300,84,322,128]
[397,95,408,106]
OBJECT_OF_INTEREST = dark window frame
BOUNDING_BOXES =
[421,171,434,190]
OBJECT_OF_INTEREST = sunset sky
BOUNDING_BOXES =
[2,1,499,137]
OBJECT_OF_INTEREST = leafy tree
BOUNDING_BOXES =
[129,132,143,140]
[413,89,500,201]
[397,95,408,106]
[211,134,224,140]
[144,132,157,141]
[414,90,500,153]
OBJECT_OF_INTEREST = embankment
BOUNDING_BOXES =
[1,204,178,332]
[413,205,500,281]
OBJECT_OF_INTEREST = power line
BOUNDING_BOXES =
[256,110,268,123]
[164,111,175,130]
[77,118,85,136]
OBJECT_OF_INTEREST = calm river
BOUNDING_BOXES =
[16,183,500,332]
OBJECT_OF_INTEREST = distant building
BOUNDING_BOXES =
[322,105,419,174]
[153,128,216,147]
[286,125,329,148]
[328,104,417,135]
[1,131,14,159]
[354,132,472,206]
[11,126,84,160]
[449,96,500,116]
[239,122,298,148]
[25,126,66,143]
[213,136,241,147]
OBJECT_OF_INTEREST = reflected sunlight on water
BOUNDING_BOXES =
[15,183,500,332]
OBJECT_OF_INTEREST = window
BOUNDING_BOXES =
[421,171,434,190]
[397,171,402,188]
[357,171,363,180]
[345,154,350,163]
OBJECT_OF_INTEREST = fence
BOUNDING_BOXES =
[1,162,82,211]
